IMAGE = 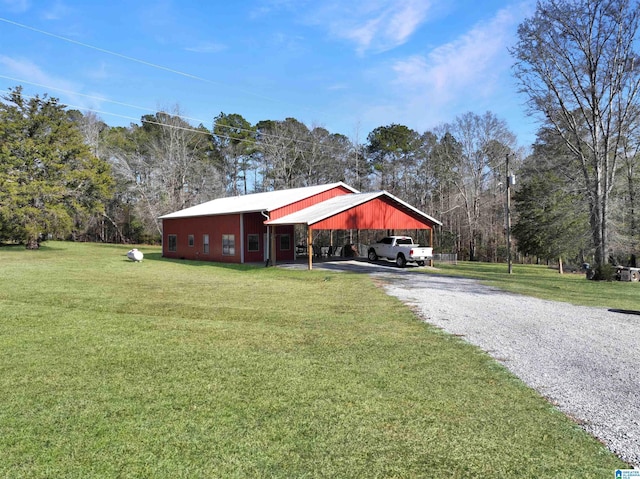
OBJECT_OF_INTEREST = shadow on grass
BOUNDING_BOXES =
[0,242,65,252]
[142,251,266,272]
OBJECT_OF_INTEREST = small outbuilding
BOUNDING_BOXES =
[159,182,441,268]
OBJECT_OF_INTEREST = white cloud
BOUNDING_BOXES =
[343,17,381,53]
[345,0,432,53]
[0,56,63,85]
[326,83,348,91]
[249,0,303,19]
[303,0,432,54]
[250,0,431,54]
[184,41,227,54]
[364,4,528,131]
[271,31,307,52]
[325,2,539,147]
[384,1,430,46]
[0,0,30,14]
[41,1,72,21]
[0,55,99,110]
[396,7,515,102]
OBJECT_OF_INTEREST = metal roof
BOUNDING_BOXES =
[265,190,443,227]
[159,182,358,219]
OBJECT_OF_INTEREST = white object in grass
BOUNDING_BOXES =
[127,248,144,262]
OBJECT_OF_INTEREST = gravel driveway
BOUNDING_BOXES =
[370,268,640,468]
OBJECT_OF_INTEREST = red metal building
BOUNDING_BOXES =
[159,182,441,266]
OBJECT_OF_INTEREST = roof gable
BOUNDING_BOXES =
[159,182,358,219]
[266,191,442,228]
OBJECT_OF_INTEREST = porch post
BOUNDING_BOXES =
[429,227,434,267]
[307,225,313,270]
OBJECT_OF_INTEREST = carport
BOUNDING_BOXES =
[265,191,442,270]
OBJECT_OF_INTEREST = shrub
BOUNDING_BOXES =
[591,263,617,281]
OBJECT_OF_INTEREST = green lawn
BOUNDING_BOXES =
[433,260,640,310]
[0,242,627,478]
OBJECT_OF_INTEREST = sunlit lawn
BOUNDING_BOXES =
[433,260,640,311]
[0,242,627,478]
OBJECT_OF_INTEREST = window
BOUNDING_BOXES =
[222,234,235,256]
[188,234,194,247]
[203,234,209,254]
[279,234,291,251]
[168,234,177,252]
[247,234,260,252]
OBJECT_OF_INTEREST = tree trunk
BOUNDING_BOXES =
[26,236,39,250]
[558,256,563,275]
[589,195,606,266]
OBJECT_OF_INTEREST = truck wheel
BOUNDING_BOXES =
[417,261,425,266]
[396,254,407,268]
[368,249,378,261]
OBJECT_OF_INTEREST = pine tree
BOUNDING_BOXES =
[0,87,113,249]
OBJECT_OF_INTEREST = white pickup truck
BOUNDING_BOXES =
[367,236,433,267]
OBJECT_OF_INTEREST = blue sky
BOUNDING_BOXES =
[0,0,538,147]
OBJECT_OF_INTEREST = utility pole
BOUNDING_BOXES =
[506,153,513,274]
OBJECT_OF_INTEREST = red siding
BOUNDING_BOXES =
[162,213,295,264]
[243,212,266,263]
[311,196,434,231]
[270,186,352,220]
[269,225,295,262]
[239,213,295,263]
[162,214,241,263]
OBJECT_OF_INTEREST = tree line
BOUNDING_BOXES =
[2,0,640,270]
[0,87,523,261]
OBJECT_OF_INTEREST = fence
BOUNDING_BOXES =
[432,253,458,265]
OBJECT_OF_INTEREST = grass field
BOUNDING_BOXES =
[434,260,640,310]
[0,242,628,477]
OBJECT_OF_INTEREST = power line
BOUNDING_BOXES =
[0,74,156,115]
[0,87,357,154]
[0,16,361,152]
[0,78,348,152]
[0,16,315,107]
[0,75,230,131]
[0,17,221,84]
[0,87,153,124]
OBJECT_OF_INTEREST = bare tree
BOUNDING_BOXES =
[105,108,223,238]
[615,127,640,260]
[68,110,107,157]
[254,118,309,190]
[347,124,372,193]
[255,118,353,190]
[440,112,516,260]
[304,126,352,186]
[512,0,640,267]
